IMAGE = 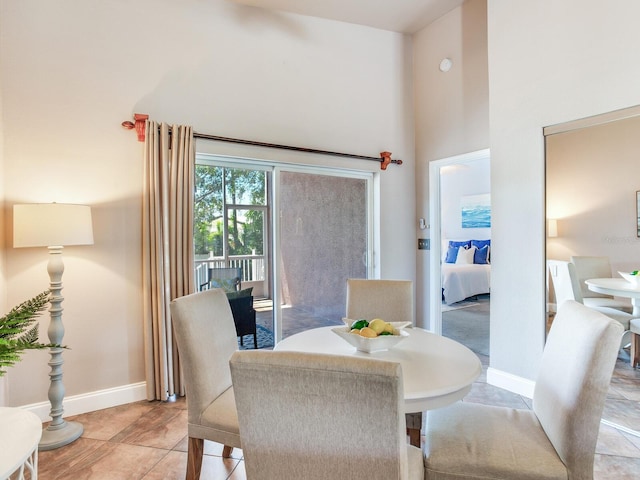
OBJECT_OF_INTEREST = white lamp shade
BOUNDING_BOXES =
[13,203,94,248]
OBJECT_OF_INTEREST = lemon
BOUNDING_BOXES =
[350,328,361,334]
[368,318,386,334]
[359,327,378,338]
[383,322,394,334]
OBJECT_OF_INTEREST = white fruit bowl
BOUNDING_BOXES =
[331,326,409,353]
[619,271,640,284]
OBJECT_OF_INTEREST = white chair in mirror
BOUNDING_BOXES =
[548,259,632,350]
[570,255,633,314]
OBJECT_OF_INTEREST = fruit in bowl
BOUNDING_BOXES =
[619,271,640,284]
[334,318,411,353]
[342,318,411,337]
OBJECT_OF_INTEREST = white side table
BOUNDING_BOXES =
[0,407,42,480]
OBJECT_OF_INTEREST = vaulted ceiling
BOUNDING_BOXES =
[232,0,464,34]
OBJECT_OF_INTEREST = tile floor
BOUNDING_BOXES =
[35,351,640,479]
[33,300,640,479]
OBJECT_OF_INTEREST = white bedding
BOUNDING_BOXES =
[442,263,491,305]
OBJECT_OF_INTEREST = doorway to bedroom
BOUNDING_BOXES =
[429,149,491,359]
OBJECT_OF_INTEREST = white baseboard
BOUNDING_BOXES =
[487,367,535,399]
[21,382,148,422]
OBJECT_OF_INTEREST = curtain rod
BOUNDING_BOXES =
[122,113,402,170]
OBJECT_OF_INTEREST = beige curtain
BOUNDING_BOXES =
[142,121,195,401]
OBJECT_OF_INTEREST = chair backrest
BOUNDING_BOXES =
[570,256,613,299]
[202,267,242,293]
[547,259,583,306]
[230,350,410,480]
[170,289,238,422]
[346,279,414,325]
[533,300,623,479]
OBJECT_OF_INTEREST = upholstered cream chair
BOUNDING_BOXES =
[169,289,241,480]
[230,350,424,480]
[346,279,414,325]
[570,255,633,313]
[423,300,623,480]
[346,278,419,443]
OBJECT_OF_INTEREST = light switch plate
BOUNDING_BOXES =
[418,238,430,250]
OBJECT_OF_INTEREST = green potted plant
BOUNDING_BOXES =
[0,291,63,376]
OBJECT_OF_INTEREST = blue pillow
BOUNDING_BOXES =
[445,245,459,263]
[449,240,471,249]
[471,239,491,250]
[474,245,490,264]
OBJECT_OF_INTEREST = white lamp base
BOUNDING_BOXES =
[39,420,83,451]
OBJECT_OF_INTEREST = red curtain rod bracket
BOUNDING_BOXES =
[121,114,148,142]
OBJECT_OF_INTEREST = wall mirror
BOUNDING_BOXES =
[544,104,640,436]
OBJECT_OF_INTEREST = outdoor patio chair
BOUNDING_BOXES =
[199,267,242,293]
[228,293,257,348]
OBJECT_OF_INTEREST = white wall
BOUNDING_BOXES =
[413,0,490,327]
[488,0,640,383]
[440,158,491,243]
[0,0,415,410]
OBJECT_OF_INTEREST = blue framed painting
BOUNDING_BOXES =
[461,193,491,228]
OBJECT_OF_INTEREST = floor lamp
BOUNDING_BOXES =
[13,203,94,451]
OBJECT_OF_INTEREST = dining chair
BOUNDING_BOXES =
[548,260,632,334]
[423,300,623,479]
[570,255,633,313]
[230,350,424,480]
[345,278,420,442]
[346,279,415,325]
[169,289,241,480]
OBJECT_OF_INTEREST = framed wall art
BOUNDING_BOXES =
[461,193,491,228]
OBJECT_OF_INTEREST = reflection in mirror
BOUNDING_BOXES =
[545,106,640,437]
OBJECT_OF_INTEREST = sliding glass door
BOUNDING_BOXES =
[195,154,373,346]
[274,168,371,340]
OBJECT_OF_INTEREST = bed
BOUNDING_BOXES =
[442,263,491,305]
[441,239,491,305]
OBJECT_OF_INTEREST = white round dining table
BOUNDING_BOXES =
[275,326,482,445]
[585,277,640,316]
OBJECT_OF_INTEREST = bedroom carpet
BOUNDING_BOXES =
[442,294,490,356]
[442,299,479,312]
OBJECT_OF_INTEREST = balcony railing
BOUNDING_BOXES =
[194,254,266,290]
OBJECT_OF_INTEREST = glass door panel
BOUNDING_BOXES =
[195,161,273,349]
[276,170,369,339]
